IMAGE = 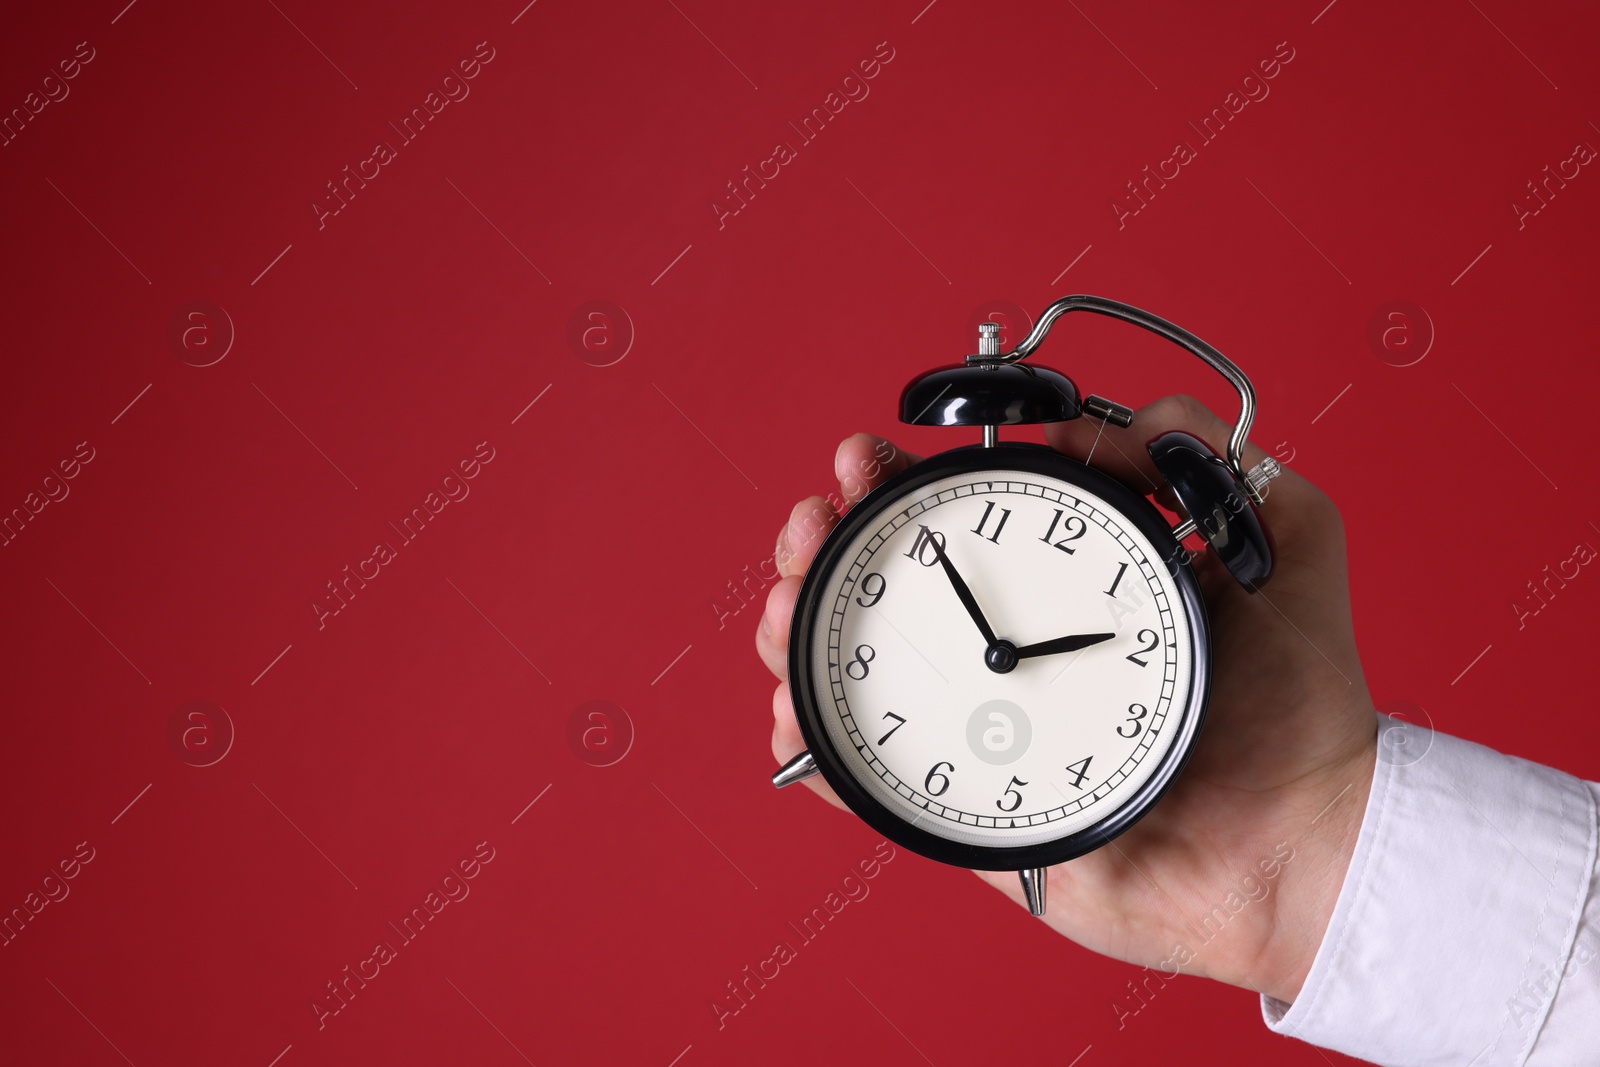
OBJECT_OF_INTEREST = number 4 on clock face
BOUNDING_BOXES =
[1063,756,1093,790]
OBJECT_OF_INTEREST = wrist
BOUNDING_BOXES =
[1248,727,1378,1003]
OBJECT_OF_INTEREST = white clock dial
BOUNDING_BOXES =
[807,470,1196,848]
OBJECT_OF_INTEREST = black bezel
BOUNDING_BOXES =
[787,442,1211,871]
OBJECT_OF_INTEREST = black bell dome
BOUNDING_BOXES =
[899,362,1080,427]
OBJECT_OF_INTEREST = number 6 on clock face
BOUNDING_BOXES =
[788,445,1210,871]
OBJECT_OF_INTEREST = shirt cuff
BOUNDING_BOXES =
[1260,714,1597,1066]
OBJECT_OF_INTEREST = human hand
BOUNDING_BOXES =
[754,395,1378,1004]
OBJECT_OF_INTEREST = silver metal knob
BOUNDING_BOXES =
[977,322,1001,357]
[1244,456,1282,503]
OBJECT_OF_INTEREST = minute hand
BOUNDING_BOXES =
[928,536,998,646]
[1012,632,1116,660]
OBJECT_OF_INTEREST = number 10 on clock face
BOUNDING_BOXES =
[801,465,1203,865]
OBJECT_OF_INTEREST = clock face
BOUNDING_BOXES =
[795,449,1206,864]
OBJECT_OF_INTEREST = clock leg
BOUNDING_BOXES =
[1019,868,1047,916]
[771,750,818,788]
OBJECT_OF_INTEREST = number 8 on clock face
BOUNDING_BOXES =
[788,445,1210,871]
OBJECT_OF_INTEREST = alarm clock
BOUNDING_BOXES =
[770,295,1282,916]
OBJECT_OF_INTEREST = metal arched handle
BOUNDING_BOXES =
[972,295,1262,496]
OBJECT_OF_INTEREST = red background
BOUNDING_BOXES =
[3,1,1598,1064]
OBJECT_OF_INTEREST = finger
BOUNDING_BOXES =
[776,495,839,579]
[834,434,923,506]
[771,683,847,811]
[754,575,802,680]
[775,437,924,581]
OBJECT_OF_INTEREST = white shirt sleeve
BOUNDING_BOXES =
[1261,714,1600,1066]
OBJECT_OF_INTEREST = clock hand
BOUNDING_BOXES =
[927,533,998,647]
[1011,632,1117,660]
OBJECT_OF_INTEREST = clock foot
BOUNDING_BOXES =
[1019,868,1047,916]
[771,750,818,789]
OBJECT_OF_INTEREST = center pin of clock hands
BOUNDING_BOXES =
[927,534,1114,674]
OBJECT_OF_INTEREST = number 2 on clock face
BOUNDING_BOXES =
[810,471,1195,849]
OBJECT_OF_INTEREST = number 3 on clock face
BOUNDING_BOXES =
[789,445,1210,871]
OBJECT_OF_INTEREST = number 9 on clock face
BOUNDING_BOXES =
[788,445,1210,871]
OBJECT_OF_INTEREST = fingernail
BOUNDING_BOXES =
[762,614,772,637]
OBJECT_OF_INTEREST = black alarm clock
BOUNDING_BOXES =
[770,295,1281,915]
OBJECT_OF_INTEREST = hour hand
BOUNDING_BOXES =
[1012,632,1116,660]
[927,532,997,646]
